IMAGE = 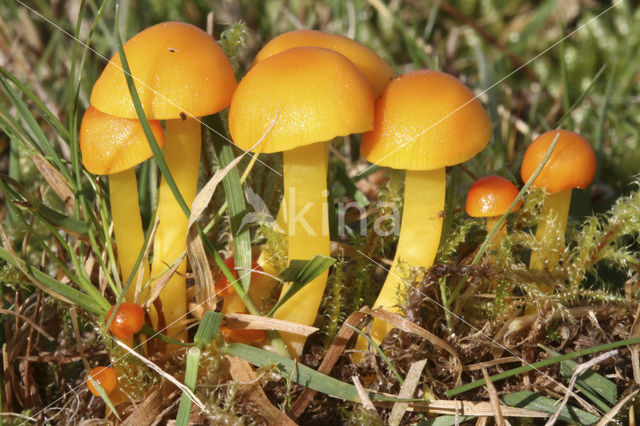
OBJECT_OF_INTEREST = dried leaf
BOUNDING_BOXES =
[389,359,427,426]
[363,308,463,384]
[31,153,75,210]
[226,355,296,425]
[223,313,318,336]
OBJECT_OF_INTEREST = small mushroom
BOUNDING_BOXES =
[356,70,491,351]
[465,175,521,253]
[520,129,596,273]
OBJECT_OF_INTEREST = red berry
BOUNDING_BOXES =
[106,303,145,339]
[87,366,118,396]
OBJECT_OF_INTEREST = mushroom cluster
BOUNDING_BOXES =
[81,23,597,364]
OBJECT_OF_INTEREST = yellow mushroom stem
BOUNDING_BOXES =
[356,167,446,355]
[486,216,506,290]
[529,189,571,272]
[486,217,507,254]
[109,168,149,302]
[526,189,571,312]
[149,118,201,341]
[272,141,330,358]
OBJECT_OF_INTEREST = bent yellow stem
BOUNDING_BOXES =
[356,168,446,355]
[149,118,201,341]
[109,169,149,302]
[273,142,330,358]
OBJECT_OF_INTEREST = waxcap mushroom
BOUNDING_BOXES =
[520,129,596,193]
[90,21,236,120]
[466,175,521,218]
[361,70,491,170]
[253,29,394,98]
[80,106,165,175]
[229,46,374,153]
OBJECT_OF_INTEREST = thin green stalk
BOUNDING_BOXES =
[347,324,404,384]
[445,337,640,397]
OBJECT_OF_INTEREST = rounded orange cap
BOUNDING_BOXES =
[360,70,491,171]
[80,106,165,175]
[466,175,521,217]
[90,22,237,120]
[229,47,374,153]
[520,130,596,193]
[253,30,394,98]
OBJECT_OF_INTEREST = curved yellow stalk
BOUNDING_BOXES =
[356,168,445,355]
[149,118,201,341]
[273,142,330,358]
[109,169,149,302]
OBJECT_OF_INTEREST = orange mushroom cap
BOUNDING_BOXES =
[520,130,596,193]
[229,47,374,153]
[220,326,267,344]
[90,22,237,120]
[80,106,165,175]
[466,175,521,217]
[360,70,491,171]
[86,366,118,396]
[253,30,394,98]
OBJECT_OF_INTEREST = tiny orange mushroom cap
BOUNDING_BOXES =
[466,175,521,218]
[520,130,596,297]
[229,47,374,358]
[253,29,394,98]
[87,366,118,396]
[106,302,145,340]
[520,129,596,193]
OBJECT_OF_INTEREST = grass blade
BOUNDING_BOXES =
[501,391,599,424]
[206,115,252,292]
[175,347,202,426]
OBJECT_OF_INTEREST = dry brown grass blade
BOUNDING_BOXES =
[374,399,547,417]
[481,368,505,426]
[122,381,178,426]
[389,358,427,426]
[506,305,612,338]
[142,254,185,310]
[596,387,640,426]
[630,302,640,384]
[223,313,318,336]
[226,355,297,426]
[287,309,370,420]
[463,357,519,371]
[186,146,246,312]
[0,308,52,340]
[352,375,382,421]
[363,308,463,383]
[545,350,617,426]
[30,154,75,210]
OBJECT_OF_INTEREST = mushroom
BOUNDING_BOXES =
[520,129,596,273]
[80,106,165,301]
[90,22,237,340]
[465,175,521,253]
[229,47,374,357]
[253,29,394,98]
[357,70,491,349]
